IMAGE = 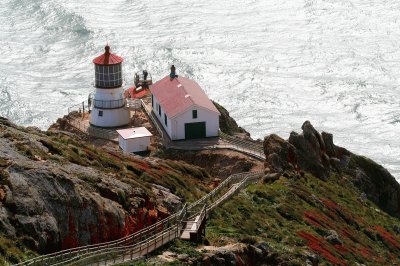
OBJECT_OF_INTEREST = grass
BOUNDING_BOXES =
[0,235,36,264]
[206,172,400,265]
[0,119,218,264]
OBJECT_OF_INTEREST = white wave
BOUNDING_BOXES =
[0,0,399,180]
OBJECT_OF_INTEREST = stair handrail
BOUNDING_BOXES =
[140,99,164,141]
[55,204,189,266]
[15,171,262,266]
[219,131,264,158]
[15,207,183,266]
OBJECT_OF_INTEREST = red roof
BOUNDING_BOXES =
[92,45,123,65]
[150,76,220,118]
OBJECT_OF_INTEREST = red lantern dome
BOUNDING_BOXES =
[92,45,123,65]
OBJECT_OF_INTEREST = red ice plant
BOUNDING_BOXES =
[298,231,346,265]
[374,225,400,250]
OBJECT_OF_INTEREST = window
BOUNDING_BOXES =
[158,104,161,116]
[98,110,103,117]
[164,114,168,126]
[192,110,198,119]
[95,64,122,88]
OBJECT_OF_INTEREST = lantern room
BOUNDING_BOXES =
[92,45,123,88]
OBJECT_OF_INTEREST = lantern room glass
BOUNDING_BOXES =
[95,64,123,88]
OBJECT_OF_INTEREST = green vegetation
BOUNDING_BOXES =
[3,124,212,202]
[206,172,400,265]
[0,120,216,264]
[3,118,400,265]
[0,235,36,264]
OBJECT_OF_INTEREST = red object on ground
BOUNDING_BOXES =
[298,231,346,266]
[374,225,400,249]
[93,45,123,65]
[125,86,150,99]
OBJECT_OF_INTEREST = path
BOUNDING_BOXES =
[16,171,263,266]
[140,97,265,160]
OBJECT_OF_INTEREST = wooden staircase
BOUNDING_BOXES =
[15,171,263,266]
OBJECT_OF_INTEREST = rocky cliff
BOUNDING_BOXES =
[2,113,400,265]
[264,120,400,218]
[0,117,212,264]
[194,121,400,265]
[124,121,400,265]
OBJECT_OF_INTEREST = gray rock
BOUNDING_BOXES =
[255,242,271,254]
[329,157,341,172]
[177,253,189,261]
[267,153,283,173]
[393,225,400,235]
[152,184,182,213]
[306,252,319,266]
[325,230,342,245]
[263,173,280,183]
[358,192,367,202]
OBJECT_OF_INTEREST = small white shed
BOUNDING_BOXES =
[116,127,152,153]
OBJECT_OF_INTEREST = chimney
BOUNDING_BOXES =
[104,45,110,65]
[170,65,177,80]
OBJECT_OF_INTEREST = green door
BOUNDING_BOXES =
[184,122,206,139]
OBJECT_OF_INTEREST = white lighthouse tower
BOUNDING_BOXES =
[90,45,130,128]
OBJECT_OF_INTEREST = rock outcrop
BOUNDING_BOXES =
[196,243,280,266]
[158,149,263,178]
[263,120,400,218]
[212,101,250,137]
[0,117,209,258]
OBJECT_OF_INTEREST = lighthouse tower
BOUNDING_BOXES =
[90,45,130,128]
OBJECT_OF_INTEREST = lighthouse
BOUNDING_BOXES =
[90,45,130,128]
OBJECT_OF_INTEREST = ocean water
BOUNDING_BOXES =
[1,0,399,179]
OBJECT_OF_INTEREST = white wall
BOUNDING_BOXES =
[151,94,219,140]
[90,107,130,128]
[151,94,173,138]
[94,87,125,101]
[118,135,127,151]
[173,106,219,140]
[90,87,130,127]
[119,137,150,153]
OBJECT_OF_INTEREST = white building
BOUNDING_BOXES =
[116,127,152,153]
[90,45,130,128]
[150,66,220,140]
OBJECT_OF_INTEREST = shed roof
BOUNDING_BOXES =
[93,45,123,65]
[116,127,152,140]
[150,76,220,118]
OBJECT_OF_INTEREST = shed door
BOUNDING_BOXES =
[184,122,206,139]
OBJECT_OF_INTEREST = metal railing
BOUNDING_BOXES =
[67,118,117,141]
[126,98,141,110]
[165,132,265,160]
[67,101,90,114]
[219,131,265,160]
[15,171,263,266]
[134,72,153,88]
[140,99,165,142]
[15,203,188,266]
